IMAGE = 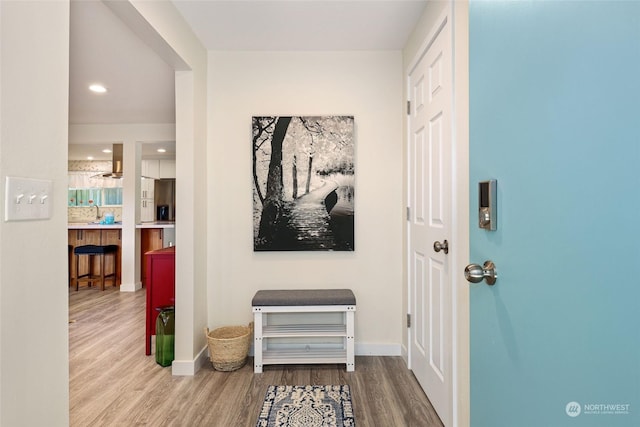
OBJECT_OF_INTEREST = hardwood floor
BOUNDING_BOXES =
[69,288,443,426]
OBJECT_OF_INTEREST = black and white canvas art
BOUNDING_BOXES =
[253,116,355,251]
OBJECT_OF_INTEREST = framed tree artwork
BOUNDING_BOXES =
[252,116,355,251]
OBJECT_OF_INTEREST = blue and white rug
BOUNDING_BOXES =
[256,385,355,427]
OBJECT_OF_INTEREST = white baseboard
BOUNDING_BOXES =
[119,281,142,292]
[171,345,208,376]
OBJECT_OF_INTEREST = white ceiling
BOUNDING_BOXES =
[68,0,427,159]
[171,0,428,51]
[68,0,176,160]
[69,0,176,126]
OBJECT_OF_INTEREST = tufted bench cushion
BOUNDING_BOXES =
[252,289,356,307]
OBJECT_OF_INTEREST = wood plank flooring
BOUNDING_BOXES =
[69,288,443,426]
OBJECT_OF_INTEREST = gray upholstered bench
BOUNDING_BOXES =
[252,289,356,373]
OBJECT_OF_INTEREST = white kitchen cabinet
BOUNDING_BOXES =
[142,159,174,179]
[158,160,176,179]
[140,199,155,222]
[140,177,155,222]
[141,160,159,179]
[141,177,154,199]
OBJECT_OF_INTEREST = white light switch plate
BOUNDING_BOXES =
[5,176,53,221]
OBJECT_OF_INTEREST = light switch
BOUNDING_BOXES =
[5,176,53,221]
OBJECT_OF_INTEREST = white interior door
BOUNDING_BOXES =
[408,16,452,427]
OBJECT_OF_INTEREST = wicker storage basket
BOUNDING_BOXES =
[205,323,252,371]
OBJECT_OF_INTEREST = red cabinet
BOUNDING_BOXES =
[145,246,175,355]
[140,228,166,286]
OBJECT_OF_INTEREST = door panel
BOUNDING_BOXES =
[469,2,640,426]
[414,127,426,225]
[429,257,444,380]
[408,15,452,426]
[429,112,444,226]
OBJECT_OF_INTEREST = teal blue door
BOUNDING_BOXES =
[469,2,640,426]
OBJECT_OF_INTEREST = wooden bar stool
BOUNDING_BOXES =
[74,244,118,291]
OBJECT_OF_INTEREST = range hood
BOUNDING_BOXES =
[102,143,123,179]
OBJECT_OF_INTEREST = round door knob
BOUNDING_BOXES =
[464,260,497,285]
[433,240,449,254]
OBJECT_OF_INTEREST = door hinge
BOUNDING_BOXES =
[407,313,411,328]
[407,100,411,115]
[406,207,410,221]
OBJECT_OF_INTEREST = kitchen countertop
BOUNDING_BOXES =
[68,222,175,229]
[136,222,175,229]
[68,222,123,229]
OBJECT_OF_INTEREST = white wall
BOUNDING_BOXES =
[0,1,70,425]
[207,51,404,353]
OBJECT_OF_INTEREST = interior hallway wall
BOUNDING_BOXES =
[0,1,70,424]
[207,51,404,353]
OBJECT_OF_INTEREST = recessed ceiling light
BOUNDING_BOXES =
[102,149,112,153]
[87,156,94,160]
[89,84,107,93]
[157,148,166,153]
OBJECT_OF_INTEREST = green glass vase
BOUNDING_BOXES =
[155,306,175,367]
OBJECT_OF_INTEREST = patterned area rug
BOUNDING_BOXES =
[256,385,355,427]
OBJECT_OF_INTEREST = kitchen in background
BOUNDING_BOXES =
[67,145,177,289]
[68,159,123,223]
[140,158,176,223]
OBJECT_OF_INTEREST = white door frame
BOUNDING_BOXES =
[406,3,469,426]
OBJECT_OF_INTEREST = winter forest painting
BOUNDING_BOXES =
[253,116,355,251]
